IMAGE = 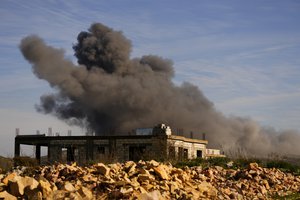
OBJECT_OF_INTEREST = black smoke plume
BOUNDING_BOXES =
[20,23,300,156]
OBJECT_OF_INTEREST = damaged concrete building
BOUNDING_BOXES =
[15,124,224,165]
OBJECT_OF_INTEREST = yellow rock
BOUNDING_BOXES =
[197,181,217,197]
[249,163,259,170]
[39,178,53,199]
[153,165,169,180]
[94,163,110,176]
[64,181,76,192]
[138,174,154,182]
[9,176,38,196]
[52,190,67,200]
[78,186,94,199]
[0,191,17,200]
[147,160,160,167]
[2,173,17,185]
[138,190,162,200]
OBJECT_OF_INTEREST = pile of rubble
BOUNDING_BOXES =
[0,160,299,199]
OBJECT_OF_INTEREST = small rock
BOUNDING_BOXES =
[69,192,82,200]
[64,181,76,192]
[147,160,160,167]
[94,163,110,176]
[128,166,137,176]
[226,161,234,167]
[178,172,189,182]
[9,176,38,196]
[139,168,150,175]
[78,186,93,199]
[138,190,162,200]
[124,161,136,170]
[0,174,4,181]
[153,165,169,180]
[138,186,148,194]
[222,188,231,196]
[2,173,17,185]
[259,185,267,195]
[109,163,121,173]
[0,183,5,192]
[82,174,97,182]
[214,166,223,172]
[249,163,259,170]
[197,181,217,197]
[0,191,17,200]
[130,177,140,188]
[52,190,67,199]
[262,179,270,189]
[26,190,42,200]
[249,169,258,175]
[170,182,179,194]
[39,178,53,198]
[120,186,133,194]
[138,174,154,182]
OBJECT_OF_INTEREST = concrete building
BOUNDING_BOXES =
[14,124,223,165]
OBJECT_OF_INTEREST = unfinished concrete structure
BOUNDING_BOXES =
[15,124,223,165]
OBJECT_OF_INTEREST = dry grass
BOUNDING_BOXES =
[0,156,13,173]
[13,156,38,167]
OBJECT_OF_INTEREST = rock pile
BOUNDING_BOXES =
[0,160,299,199]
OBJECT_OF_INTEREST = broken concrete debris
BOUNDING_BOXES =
[0,161,299,199]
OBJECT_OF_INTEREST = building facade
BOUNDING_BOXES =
[14,124,222,165]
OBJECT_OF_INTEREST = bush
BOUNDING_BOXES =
[175,158,205,168]
[272,192,300,200]
[174,157,231,168]
[173,156,300,176]
[266,160,300,174]
[13,156,38,167]
[206,157,231,168]
[232,158,262,169]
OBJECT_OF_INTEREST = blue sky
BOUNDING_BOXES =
[1,0,300,156]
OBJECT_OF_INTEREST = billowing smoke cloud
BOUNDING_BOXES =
[20,23,300,157]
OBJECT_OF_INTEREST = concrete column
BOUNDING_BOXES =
[78,146,86,165]
[14,141,20,157]
[48,145,62,163]
[86,140,94,161]
[35,145,41,164]
[67,147,74,162]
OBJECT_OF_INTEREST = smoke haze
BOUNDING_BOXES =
[20,23,300,156]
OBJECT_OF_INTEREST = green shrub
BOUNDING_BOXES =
[272,192,300,200]
[174,157,231,168]
[266,160,300,174]
[174,158,203,168]
[206,157,231,168]
[173,155,300,176]
[232,158,262,169]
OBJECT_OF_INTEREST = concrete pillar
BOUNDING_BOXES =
[77,146,86,165]
[48,145,62,163]
[14,141,20,157]
[35,144,41,163]
[86,140,94,161]
[123,145,129,161]
[67,147,75,162]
